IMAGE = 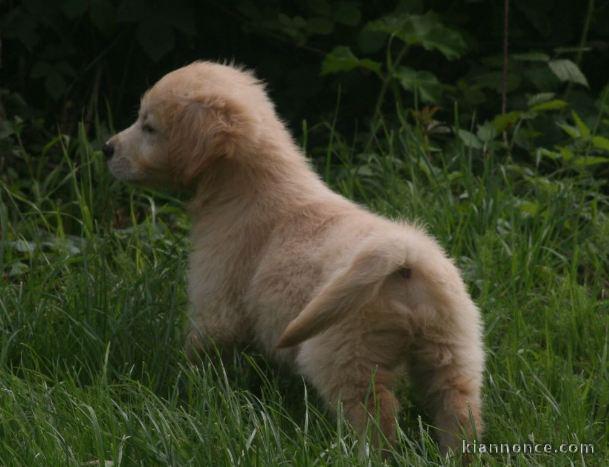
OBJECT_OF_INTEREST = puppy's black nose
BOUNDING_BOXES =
[102,141,114,159]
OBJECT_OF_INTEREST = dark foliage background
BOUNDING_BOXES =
[1,0,609,183]
[2,1,608,123]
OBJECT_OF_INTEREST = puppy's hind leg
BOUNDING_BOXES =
[343,376,401,448]
[408,297,485,454]
[298,344,401,448]
[277,232,484,451]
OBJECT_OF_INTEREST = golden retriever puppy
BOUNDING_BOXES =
[104,61,485,453]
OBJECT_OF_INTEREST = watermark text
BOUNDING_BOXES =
[462,440,595,455]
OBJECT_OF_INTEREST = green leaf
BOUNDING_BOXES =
[560,146,574,161]
[117,0,147,22]
[421,26,466,60]
[512,52,550,62]
[292,16,308,28]
[457,129,483,149]
[31,61,52,79]
[525,65,561,92]
[555,46,593,55]
[574,156,609,167]
[447,170,463,182]
[321,46,359,74]
[32,61,70,100]
[45,72,67,100]
[357,29,386,54]
[571,111,590,139]
[591,135,609,152]
[394,66,443,103]
[61,0,88,18]
[356,165,374,176]
[164,3,196,35]
[333,2,361,26]
[492,111,522,133]
[9,262,29,277]
[3,7,40,49]
[557,123,580,139]
[530,99,568,112]
[136,20,175,62]
[307,17,334,35]
[536,148,561,160]
[548,59,589,87]
[359,59,382,75]
[309,0,331,16]
[474,71,522,93]
[518,201,540,217]
[527,92,555,106]
[89,0,116,36]
[0,121,15,139]
[321,46,381,75]
[13,240,36,253]
[476,122,497,143]
[367,12,466,60]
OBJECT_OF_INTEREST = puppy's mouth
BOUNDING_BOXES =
[107,155,139,182]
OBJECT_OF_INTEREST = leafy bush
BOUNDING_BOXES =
[2,0,609,183]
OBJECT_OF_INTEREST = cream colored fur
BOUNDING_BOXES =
[106,61,485,453]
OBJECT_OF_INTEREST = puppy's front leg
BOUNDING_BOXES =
[184,306,250,363]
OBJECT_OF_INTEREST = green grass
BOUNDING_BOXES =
[0,120,607,466]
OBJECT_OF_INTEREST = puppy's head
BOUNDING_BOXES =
[105,61,266,188]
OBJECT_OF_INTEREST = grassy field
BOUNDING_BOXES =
[0,120,607,466]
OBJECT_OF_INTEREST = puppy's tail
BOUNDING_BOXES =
[275,242,402,349]
[276,227,458,349]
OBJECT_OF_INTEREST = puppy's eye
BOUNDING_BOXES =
[142,123,156,134]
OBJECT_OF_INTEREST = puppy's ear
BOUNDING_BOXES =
[169,95,244,187]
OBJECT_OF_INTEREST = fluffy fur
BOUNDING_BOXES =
[106,61,485,452]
